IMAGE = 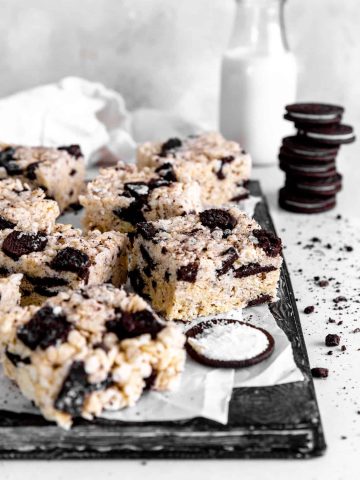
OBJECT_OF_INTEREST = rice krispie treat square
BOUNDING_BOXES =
[0,143,85,212]
[0,224,127,305]
[80,162,202,233]
[0,284,185,429]
[129,206,282,320]
[137,132,251,205]
[0,273,22,312]
[0,178,60,233]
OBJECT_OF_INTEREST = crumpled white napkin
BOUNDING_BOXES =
[0,76,200,164]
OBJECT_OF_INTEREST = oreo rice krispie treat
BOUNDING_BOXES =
[0,143,85,212]
[80,162,202,233]
[129,206,282,320]
[0,284,185,429]
[136,132,251,206]
[0,178,60,233]
[0,224,127,305]
[0,273,22,312]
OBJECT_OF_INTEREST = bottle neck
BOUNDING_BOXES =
[228,0,288,54]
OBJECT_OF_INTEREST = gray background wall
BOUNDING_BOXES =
[1,0,360,131]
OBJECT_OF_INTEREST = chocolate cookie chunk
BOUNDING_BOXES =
[159,138,182,157]
[0,147,22,176]
[2,231,48,259]
[199,209,237,232]
[58,144,83,159]
[50,247,90,279]
[252,229,282,257]
[106,309,163,340]
[54,361,111,416]
[177,261,199,283]
[0,215,16,230]
[17,305,72,350]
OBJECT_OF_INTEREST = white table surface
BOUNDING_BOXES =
[1,146,359,480]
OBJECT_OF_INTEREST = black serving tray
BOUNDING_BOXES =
[0,180,326,459]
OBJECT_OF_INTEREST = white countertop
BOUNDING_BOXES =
[1,147,359,480]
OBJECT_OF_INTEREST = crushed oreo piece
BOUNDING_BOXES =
[136,222,158,241]
[106,309,163,340]
[129,268,146,296]
[304,305,315,314]
[24,162,39,180]
[17,305,72,350]
[113,197,146,225]
[177,261,199,283]
[199,209,237,232]
[5,350,31,366]
[252,229,282,257]
[333,296,347,304]
[140,245,156,270]
[54,360,111,416]
[217,247,239,276]
[318,280,329,287]
[0,215,16,230]
[58,144,83,159]
[2,231,48,260]
[311,367,329,378]
[0,147,22,175]
[159,138,182,157]
[25,275,69,287]
[216,155,234,180]
[50,247,90,280]
[234,263,276,278]
[154,163,178,182]
[325,334,340,347]
[247,294,272,307]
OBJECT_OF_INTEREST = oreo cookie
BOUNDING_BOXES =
[298,124,355,145]
[281,136,339,161]
[279,187,336,213]
[185,319,274,368]
[285,173,342,197]
[279,156,336,178]
[285,103,344,125]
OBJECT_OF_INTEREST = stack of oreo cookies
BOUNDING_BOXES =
[278,103,355,213]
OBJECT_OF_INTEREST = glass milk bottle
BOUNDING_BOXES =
[220,0,297,165]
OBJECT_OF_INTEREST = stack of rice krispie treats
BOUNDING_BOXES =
[0,132,283,428]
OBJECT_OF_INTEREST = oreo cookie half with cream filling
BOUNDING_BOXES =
[298,124,355,145]
[279,156,336,178]
[185,319,274,368]
[285,173,342,197]
[279,187,336,213]
[285,103,344,125]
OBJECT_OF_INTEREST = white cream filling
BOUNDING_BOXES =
[291,148,333,157]
[296,183,336,192]
[306,132,354,141]
[290,112,339,120]
[289,164,333,172]
[284,199,332,209]
[188,322,269,361]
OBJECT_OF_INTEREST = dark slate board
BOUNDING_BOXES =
[0,180,326,459]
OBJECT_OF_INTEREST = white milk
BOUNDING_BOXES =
[219,0,297,166]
